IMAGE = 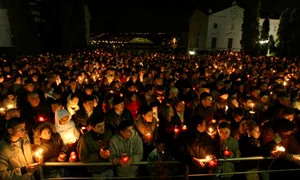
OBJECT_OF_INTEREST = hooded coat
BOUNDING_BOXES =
[109,130,143,177]
[33,122,67,175]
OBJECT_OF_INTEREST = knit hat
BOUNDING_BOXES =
[112,95,124,106]
[55,109,71,122]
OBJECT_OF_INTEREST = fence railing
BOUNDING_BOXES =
[40,155,300,180]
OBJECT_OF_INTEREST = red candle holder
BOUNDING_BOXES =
[223,146,231,157]
[206,155,218,167]
[174,126,180,135]
[121,153,129,163]
[38,116,45,122]
[69,151,77,162]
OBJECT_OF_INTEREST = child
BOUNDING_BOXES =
[55,109,80,145]
[215,122,240,180]
[33,122,67,178]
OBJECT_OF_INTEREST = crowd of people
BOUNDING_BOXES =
[0,50,300,180]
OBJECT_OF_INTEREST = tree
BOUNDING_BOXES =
[277,8,293,57]
[240,0,260,56]
[290,8,300,57]
[260,17,270,55]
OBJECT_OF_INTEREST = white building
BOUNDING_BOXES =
[188,1,279,53]
[259,18,279,40]
[0,9,12,47]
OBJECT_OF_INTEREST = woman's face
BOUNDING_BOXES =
[131,94,137,102]
[249,126,261,139]
[218,127,231,140]
[40,127,51,140]
[142,111,153,122]
[59,116,69,125]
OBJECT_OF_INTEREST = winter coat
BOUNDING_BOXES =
[105,108,134,134]
[33,122,67,175]
[174,131,217,174]
[109,130,143,177]
[77,129,112,173]
[134,115,158,145]
[214,136,240,178]
[0,134,34,180]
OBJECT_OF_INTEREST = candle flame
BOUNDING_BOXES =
[276,146,285,152]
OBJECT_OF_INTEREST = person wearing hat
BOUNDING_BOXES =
[75,95,102,134]
[106,95,134,135]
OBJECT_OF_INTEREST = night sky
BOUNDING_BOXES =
[86,0,300,33]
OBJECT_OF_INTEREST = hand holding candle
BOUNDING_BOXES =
[69,151,77,162]
[34,149,43,163]
[58,153,66,162]
[223,146,231,157]
[174,126,180,135]
[206,155,218,167]
[99,148,110,159]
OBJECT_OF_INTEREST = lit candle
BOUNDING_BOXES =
[223,146,231,157]
[121,153,129,163]
[209,128,213,134]
[174,126,180,135]
[275,146,285,152]
[225,106,228,114]
[0,107,5,113]
[38,116,45,122]
[69,151,77,162]
[211,119,216,124]
[120,93,123,97]
[146,132,152,139]
[283,81,287,87]
[109,90,113,93]
[34,149,43,161]
[182,125,187,131]
[7,104,14,110]
[206,155,218,167]
[251,103,254,111]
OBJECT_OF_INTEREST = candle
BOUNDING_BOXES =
[109,90,113,93]
[251,103,254,111]
[275,146,285,152]
[38,116,45,121]
[211,119,216,124]
[34,149,43,161]
[0,107,5,113]
[182,125,187,131]
[209,128,213,134]
[225,106,228,114]
[146,132,152,139]
[69,151,77,162]
[121,153,129,163]
[223,146,231,157]
[7,104,14,110]
[206,155,218,167]
[120,93,123,97]
[174,126,180,135]
[283,81,287,87]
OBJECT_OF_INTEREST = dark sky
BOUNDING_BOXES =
[86,0,300,33]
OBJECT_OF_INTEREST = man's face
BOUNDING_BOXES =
[25,83,35,92]
[202,96,213,107]
[28,94,40,107]
[120,126,133,139]
[114,102,124,112]
[175,101,185,113]
[197,121,207,133]
[83,101,94,113]
[51,104,62,113]
[8,123,26,138]
[5,110,20,121]
[93,122,105,134]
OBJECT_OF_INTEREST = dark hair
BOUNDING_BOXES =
[232,107,244,117]
[50,99,62,105]
[88,114,105,127]
[6,117,26,129]
[274,118,295,133]
[200,92,211,102]
[218,121,231,130]
[191,116,205,128]
[279,107,295,116]
[139,106,152,116]
[118,120,133,131]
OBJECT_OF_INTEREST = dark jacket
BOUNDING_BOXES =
[174,131,217,173]
[105,108,134,134]
[77,129,112,173]
[134,115,158,145]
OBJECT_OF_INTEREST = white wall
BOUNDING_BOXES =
[259,18,279,40]
[206,5,244,51]
[0,9,12,47]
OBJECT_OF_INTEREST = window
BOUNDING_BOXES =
[213,23,218,29]
[211,38,217,49]
[228,38,233,49]
[230,24,234,30]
